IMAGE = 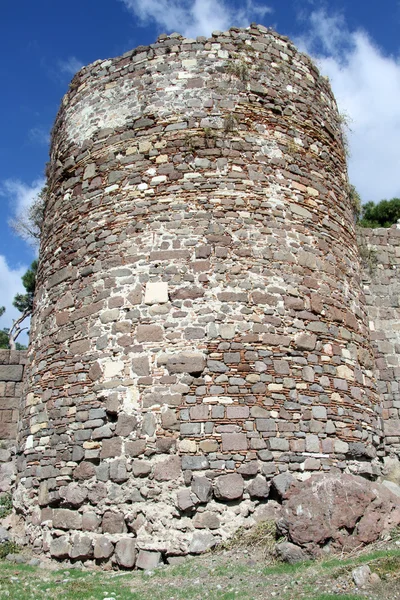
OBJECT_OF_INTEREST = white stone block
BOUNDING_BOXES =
[145,282,169,304]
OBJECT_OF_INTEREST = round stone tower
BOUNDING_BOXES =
[15,25,382,565]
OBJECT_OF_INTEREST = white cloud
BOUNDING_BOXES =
[29,127,50,146]
[0,178,45,247]
[0,256,29,346]
[120,0,272,38]
[58,56,84,76]
[297,10,400,203]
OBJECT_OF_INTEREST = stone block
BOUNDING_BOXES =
[132,460,152,477]
[136,550,162,570]
[115,538,137,568]
[154,456,181,481]
[125,439,146,457]
[102,511,127,534]
[193,512,220,529]
[221,433,247,451]
[0,365,23,382]
[131,355,150,376]
[271,473,295,499]
[100,437,123,459]
[214,473,244,500]
[53,509,82,530]
[247,476,270,499]
[110,458,128,483]
[191,476,213,503]
[256,419,275,432]
[166,352,205,374]
[226,406,249,419]
[176,488,196,511]
[94,536,114,559]
[268,438,289,451]
[82,512,101,532]
[182,455,209,470]
[189,531,216,554]
[50,536,70,558]
[144,282,169,304]
[115,414,138,436]
[136,324,163,343]
[70,535,93,559]
[294,333,317,351]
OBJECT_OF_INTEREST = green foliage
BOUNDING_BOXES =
[0,494,13,519]
[0,541,19,560]
[359,197,400,228]
[223,113,238,133]
[348,184,361,220]
[225,59,250,81]
[0,329,9,349]
[12,260,37,314]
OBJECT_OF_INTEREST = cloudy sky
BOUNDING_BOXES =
[1,0,400,340]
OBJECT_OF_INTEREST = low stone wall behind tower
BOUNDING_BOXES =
[15,25,383,565]
[0,349,26,492]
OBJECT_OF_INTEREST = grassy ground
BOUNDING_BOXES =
[0,547,399,600]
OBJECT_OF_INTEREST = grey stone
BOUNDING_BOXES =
[102,511,127,534]
[191,476,213,502]
[352,565,371,587]
[166,352,205,374]
[275,542,307,564]
[189,531,216,554]
[70,535,93,559]
[50,536,71,559]
[193,512,220,529]
[271,473,295,499]
[154,456,181,481]
[0,365,23,382]
[247,476,270,499]
[94,536,114,559]
[52,509,82,530]
[136,550,162,570]
[214,473,244,501]
[182,456,209,471]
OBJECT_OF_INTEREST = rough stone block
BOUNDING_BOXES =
[94,536,114,559]
[154,456,181,481]
[115,538,137,568]
[247,476,270,499]
[50,536,70,558]
[193,512,220,529]
[0,365,23,382]
[70,535,93,559]
[102,511,127,534]
[136,324,163,343]
[214,473,244,500]
[166,352,205,374]
[136,550,162,570]
[53,509,82,530]
[182,455,209,471]
[221,433,247,451]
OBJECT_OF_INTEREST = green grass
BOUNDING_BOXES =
[0,547,399,600]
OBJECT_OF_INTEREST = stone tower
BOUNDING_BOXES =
[15,25,383,566]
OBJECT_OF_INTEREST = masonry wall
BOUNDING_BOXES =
[0,349,26,492]
[14,25,383,566]
[360,224,400,456]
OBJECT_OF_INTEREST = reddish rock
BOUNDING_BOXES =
[279,474,400,556]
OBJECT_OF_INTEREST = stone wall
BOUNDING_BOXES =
[360,224,400,457]
[0,349,26,491]
[14,25,383,566]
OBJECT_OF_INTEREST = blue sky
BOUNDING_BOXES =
[1,0,400,341]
